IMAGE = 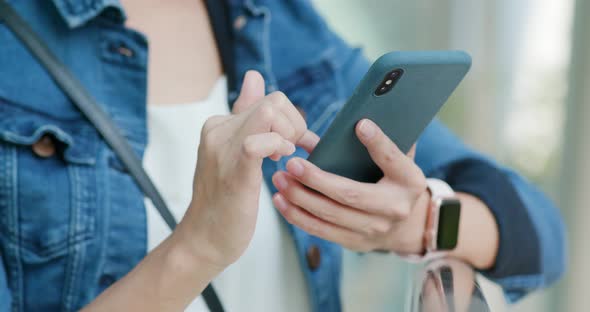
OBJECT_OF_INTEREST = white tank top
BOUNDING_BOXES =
[143,77,311,311]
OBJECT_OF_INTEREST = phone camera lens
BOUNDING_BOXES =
[374,68,403,96]
[389,69,403,79]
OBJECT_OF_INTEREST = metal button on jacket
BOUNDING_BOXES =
[32,135,56,158]
[306,245,321,271]
[233,15,247,30]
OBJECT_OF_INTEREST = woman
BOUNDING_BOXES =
[0,0,565,311]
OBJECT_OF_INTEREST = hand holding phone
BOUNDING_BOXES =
[307,50,471,182]
[271,50,470,255]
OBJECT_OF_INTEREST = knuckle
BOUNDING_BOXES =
[382,204,401,219]
[313,205,335,223]
[201,130,218,149]
[408,171,427,193]
[395,205,411,220]
[282,124,297,141]
[281,182,296,199]
[241,136,258,158]
[282,208,295,224]
[336,186,362,207]
[257,103,275,124]
[380,146,397,164]
[202,115,223,133]
[383,201,410,220]
[293,120,307,140]
[268,91,288,105]
[364,223,381,239]
[364,227,378,239]
[372,221,393,235]
[267,131,283,143]
[283,209,302,228]
[305,219,323,236]
[202,120,214,134]
[302,166,319,181]
[269,133,285,150]
[298,118,308,132]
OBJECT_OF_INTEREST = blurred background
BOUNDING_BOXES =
[312,0,589,311]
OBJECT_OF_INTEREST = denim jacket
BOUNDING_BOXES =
[0,0,566,311]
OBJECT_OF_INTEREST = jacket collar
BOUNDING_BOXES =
[51,0,126,28]
[50,0,252,29]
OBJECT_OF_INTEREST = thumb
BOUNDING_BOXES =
[232,70,265,114]
[355,119,412,178]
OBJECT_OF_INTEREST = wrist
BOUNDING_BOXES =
[171,216,227,277]
[448,193,499,270]
[392,189,431,255]
[397,179,465,263]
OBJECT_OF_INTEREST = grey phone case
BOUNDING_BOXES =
[307,51,471,183]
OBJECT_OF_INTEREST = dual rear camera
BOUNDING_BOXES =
[374,68,404,96]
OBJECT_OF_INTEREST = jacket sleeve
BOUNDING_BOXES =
[415,120,567,302]
[0,253,12,310]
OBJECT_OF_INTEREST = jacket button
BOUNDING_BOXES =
[233,15,247,30]
[32,135,56,158]
[306,245,321,271]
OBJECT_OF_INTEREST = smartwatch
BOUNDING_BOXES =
[423,178,462,257]
[397,179,461,262]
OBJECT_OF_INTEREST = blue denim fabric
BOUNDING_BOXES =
[0,0,565,311]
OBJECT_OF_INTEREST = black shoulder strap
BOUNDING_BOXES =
[0,1,224,311]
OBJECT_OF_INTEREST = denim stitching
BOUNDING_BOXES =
[96,148,111,294]
[70,165,92,310]
[62,165,83,311]
[3,144,23,311]
[259,6,276,92]
[243,1,277,91]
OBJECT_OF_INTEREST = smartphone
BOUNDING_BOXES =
[307,50,471,183]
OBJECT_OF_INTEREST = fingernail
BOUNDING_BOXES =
[287,159,304,177]
[274,174,288,190]
[358,119,376,139]
[285,141,296,154]
[273,193,288,211]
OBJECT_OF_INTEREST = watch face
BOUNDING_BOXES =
[437,199,461,250]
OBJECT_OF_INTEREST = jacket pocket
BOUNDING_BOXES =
[0,98,99,261]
